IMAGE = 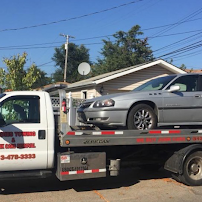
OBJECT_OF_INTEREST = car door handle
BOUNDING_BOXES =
[195,94,201,98]
[38,130,46,139]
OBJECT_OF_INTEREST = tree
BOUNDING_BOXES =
[167,59,190,72]
[52,43,91,83]
[31,68,52,89]
[93,25,154,75]
[0,52,51,91]
[179,64,186,71]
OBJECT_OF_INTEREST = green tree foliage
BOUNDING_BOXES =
[31,68,52,89]
[0,52,51,91]
[179,64,186,71]
[93,25,154,75]
[52,43,91,83]
[167,59,189,72]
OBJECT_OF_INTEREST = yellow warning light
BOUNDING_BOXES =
[65,140,70,145]
[187,137,191,141]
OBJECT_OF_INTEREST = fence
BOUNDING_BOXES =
[51,92,85,127]
[68,92,85,126]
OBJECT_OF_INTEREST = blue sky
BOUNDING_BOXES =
[0,0,202,76]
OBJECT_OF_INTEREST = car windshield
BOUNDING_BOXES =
[133,75,176,91]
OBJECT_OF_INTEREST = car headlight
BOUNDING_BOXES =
[93,99,115,108]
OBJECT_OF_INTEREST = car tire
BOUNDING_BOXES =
[127,104,157,130]
[177,151,202,186]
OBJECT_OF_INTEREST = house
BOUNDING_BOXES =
[185,69,202,73]
[35,82,69,95]
[65,59,186,99]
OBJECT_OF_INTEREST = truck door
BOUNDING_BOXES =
[0,94,48,171]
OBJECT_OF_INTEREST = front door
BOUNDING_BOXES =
[162,75,202,123]
[0,94,48,171]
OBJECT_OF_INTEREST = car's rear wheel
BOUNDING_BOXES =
[127,104,157,130]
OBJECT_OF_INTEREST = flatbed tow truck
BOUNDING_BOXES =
[0,89,202,186]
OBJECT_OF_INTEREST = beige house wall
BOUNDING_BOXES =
[67,64,175,99]
[68,88,97,99]
[98,64,174,95]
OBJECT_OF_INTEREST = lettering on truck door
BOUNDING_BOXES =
[0,94,48,171]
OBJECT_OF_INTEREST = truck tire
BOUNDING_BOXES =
[127,104,157,130]
[178,151,202,186]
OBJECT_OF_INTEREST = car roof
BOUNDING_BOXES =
[177,73,202,76]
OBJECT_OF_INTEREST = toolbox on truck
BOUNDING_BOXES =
[56,152,106,181]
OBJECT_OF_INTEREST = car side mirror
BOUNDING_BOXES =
[168,85,180,93]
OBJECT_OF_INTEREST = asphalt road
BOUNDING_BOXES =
[0,168,202,202]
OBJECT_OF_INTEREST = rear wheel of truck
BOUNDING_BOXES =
[177,151,202,186]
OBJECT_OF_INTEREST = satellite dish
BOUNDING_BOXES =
[78,62,91,76]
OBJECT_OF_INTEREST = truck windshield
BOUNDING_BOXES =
[0,94,6,99]
[133,75,176,91]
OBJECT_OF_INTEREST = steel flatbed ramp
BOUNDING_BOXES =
[61,129,202,147]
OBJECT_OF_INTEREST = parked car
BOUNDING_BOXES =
[77,73,202,130]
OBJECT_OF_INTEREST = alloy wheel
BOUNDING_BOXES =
[133,109,152,130]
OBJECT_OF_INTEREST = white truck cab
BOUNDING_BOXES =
[0,91,55,171]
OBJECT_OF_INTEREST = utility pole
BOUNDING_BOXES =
[60,34,75,82]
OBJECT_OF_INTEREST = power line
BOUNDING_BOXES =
[151,7,202,38]
[156,40,202,58]
[1,15,202,50]
[141,17,202,31]
[149,29,202,39]
[1,29,202,50]
[153,31,202,53]
[0,46,58,50]
[0,35,113,49]
[166,49,202,60]
[37,61,54,67]
[0,42,105,50]
[0,0,143,32]
[1,17,202,48]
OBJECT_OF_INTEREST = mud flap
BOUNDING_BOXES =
[56,152,106,181]
[164,144,202,175]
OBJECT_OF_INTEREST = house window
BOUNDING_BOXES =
[82,91,87,99]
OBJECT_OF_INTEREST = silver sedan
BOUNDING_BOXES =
[77,73,202,130]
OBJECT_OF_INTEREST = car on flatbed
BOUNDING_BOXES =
[77,73,202,130]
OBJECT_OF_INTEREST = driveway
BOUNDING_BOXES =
[0,168,202,202]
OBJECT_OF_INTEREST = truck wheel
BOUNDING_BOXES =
[127,104,157,130]
[180,151,202,186]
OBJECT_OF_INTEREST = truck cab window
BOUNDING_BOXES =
[0,96,40,125]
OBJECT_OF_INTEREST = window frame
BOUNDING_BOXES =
[0,95,40,125]
[166,75,200,92]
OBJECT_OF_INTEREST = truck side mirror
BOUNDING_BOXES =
[168,85,180,93]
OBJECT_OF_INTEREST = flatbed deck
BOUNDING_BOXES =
[61,129,202,147]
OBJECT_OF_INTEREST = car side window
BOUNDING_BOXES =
[167,75,198,92]
[199,76,202,91]
[0,95,40,125]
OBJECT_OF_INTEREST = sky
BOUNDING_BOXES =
[0,0,202,77]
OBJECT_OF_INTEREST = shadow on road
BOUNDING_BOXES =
[0,167,172,195]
